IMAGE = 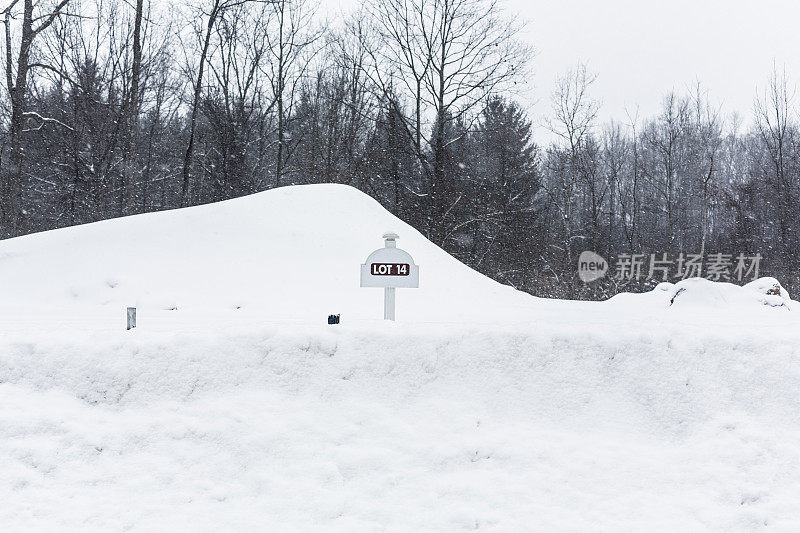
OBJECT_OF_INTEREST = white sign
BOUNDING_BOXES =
[360,246,419,288]
[360,232,419,320]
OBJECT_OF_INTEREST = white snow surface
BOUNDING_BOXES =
[1,184,800,531]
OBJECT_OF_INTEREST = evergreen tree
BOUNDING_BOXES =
[469,97,542,289]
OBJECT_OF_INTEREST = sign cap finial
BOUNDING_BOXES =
[383,232,399,248]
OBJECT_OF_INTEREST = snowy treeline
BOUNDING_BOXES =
[0,0,797,298]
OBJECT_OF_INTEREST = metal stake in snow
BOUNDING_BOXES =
[360,232,419,320]
[126,307,137,330]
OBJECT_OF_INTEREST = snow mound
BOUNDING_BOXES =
[667,277,793,310]
[745,276,792,306]
[0,184,534,331]
[0,183,794,334]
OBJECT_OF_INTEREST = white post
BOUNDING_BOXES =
[384,287,396,321]
[382,232,399,321]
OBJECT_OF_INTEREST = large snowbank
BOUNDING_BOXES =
[2,322,799,530]
[1,184,799,530]
[0,184,535,328]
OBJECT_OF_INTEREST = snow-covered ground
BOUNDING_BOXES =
[1,185,799,530]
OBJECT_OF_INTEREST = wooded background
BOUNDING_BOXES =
[1,0,797,299]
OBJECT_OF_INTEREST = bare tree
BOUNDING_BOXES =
[203,1,270,197]
[1,0,71,232]
[543,63,599,294]
[619,106,641,253]
[754,64,796,259]
[366,0,433,159]
[367,0,528,242]
[180,0,256,206]
[120,0,144,214]
[600,121,627,258]
[545,63,600,154]
[642,92,690,253]
[691,83,723,257]
[263,0,320,188]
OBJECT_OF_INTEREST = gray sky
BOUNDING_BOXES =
[328,0,800,140]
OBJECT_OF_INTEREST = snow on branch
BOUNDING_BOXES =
[22,111,74,132]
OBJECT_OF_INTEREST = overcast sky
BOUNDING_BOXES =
[327,0,800,141]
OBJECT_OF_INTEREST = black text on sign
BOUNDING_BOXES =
[370,263,410,276]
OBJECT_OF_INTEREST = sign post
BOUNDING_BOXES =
[360,232,419,320]
[384,287,395,320]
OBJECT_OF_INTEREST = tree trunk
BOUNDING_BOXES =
[3,0,34,233]
[275,50,284,188]
[182,1,220,207]
[122,0,144,215]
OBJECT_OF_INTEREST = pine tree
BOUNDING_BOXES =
[470,96,542,288]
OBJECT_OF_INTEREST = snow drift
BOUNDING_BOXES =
[0,184,536,331]
[1,184,799,530]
